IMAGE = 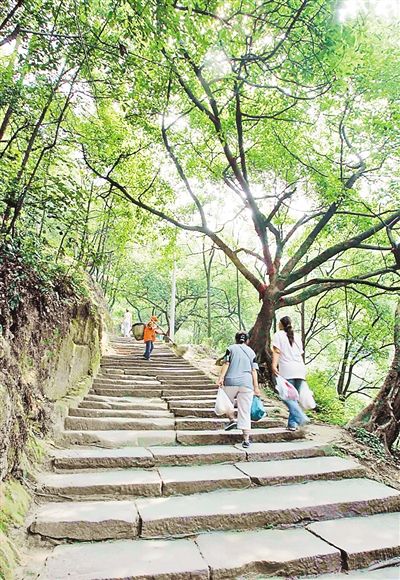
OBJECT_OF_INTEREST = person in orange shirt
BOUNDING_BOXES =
[143,316,164,360]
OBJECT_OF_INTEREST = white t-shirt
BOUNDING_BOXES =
[272,330,306,380]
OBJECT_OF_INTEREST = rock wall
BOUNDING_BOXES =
[0,288,107,483]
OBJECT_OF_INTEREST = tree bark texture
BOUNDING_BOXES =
[350,300,400,452]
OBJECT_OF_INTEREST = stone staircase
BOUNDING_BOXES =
[28,338,400,579]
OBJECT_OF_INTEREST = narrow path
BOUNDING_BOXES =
[26,338,400,579]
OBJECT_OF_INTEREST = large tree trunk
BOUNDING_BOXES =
[249,290,277,383]
[349,300,400,452]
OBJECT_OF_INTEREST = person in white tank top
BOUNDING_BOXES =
[272,316,308,431]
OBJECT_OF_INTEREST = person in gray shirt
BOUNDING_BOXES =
[216,331,261,448]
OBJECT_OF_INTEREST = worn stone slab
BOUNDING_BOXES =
[176,428,303,445]
[64,416,175,431]
[61,429,177,448]
[38,538,209,580]
[235,456,364,485]
[79,400,169,411]
[159,464,250,495]
[95,374,159,381]
[162,374,214,378]
[242,441,328,461]
[30,500,138,541]
[172,406,279,418]
[52,447,155,470]
[83,395,167,410]
[94,378,160,386]
[38,468,162,497]
[162,385,215,389]
[161,382,215,388]
[162,389,218,398]
[93,388,163,397]
[308,512,400,570]
[136,478,400,537]
[93,382,162,390]
[70,408,172,419]
[196,527,341,579]
[150,445,246,466]
[172,407,221,417]
[168,398,216,408]
[174,417,282,431]
[79,401,120,410]
[85,394,167,406]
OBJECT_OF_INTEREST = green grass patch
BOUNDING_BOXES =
[0,479,30,534]
[307,371,365,426]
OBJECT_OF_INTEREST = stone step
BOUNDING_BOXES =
[173,406,277,418]
[136,478,400,538]
[161,383,217,388]
[38,464,250,500]
[76,400,172,410]
[38,538,210,580]
[30,500,138,541]
[307,512,400,570]
[33,498,399,567]
[52,440,329,470]
[36,527,346,580]
[196,527,341,578]
[172,406,224,417]
[244,441,328,461]
[37,469,162,498]
[168,398,217,408]
[65,415,281,432]
[163,389,218,397]
[102,368,206,376]
[176,427,303,445]
[93,387,163,397]
[60,427,304,451]
[79,400,168,411]
[40,457,359,501]
[95,374,160,382]
[83,394,167,409]
[93,379,161,387]
[61,429,177,447]
[158,373,210,379]
[174,417,283,430]
[164,385,216,391]
[150,441,328,466]
[69,408,173,419]
[101,367,204,375]
[159,463,251,495]
[64,416,175,431]
[99,369,187,377]
[52,447,155,470]
[159,377,213,382]
[84,394,167,406]
[150,444,246,466]
[235,456,365,485]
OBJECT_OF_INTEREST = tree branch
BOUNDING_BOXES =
[285,210,400,287]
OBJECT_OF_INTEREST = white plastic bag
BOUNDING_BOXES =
[214,388,234,416]
[299,381,316,410]
[275,375,299,401]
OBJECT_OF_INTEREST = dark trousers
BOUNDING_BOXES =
[144,341,154,359]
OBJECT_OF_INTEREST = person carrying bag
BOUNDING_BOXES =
[216,331,262,448]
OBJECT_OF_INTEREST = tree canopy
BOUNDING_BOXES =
[1,0,399,435]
